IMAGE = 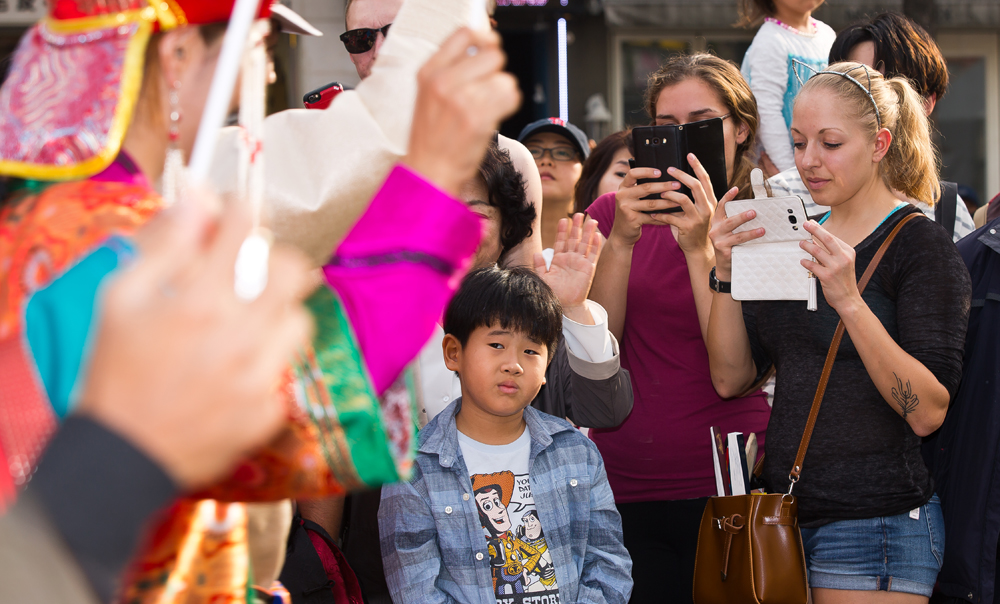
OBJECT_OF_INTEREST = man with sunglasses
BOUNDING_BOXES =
[342,0,402,80]
[518,117,591,250]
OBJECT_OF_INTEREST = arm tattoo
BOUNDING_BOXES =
[891,374,920,419]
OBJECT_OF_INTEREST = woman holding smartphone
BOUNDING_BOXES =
[586,53,771,603]
[706,63,970,603]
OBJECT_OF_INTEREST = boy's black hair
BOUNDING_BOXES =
[478,142,535,264]
[443,266,562,361]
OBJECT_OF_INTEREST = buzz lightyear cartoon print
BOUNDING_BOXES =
[472,471,560,604]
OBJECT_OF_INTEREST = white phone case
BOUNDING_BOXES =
[724,170,815,304]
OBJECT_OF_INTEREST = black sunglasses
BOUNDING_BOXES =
[339,24,391,54]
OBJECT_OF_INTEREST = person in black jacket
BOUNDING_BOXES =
[925,218,1000,604]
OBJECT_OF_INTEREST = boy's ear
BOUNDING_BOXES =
[442,334,463,373]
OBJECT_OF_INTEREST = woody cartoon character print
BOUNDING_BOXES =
[472,471,560,604]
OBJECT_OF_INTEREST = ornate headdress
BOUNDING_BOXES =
[0,0,273,181]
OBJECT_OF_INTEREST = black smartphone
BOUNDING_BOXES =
[630,117,729,214]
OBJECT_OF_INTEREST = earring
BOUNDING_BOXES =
[162,81,185,205]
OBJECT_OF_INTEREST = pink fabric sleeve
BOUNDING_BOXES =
[322,165,482,395]
[586,192,616,239]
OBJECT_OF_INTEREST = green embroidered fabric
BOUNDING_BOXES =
[303,285,416,488]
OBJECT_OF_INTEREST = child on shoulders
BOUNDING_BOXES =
[739,0,836,174]
[379,266,633,604]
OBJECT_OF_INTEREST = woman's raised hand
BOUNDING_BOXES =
[609,167,683,247]
[660,153,738,255]
[800,220,860,314]
[708,192,764,282]
[404,27,521,196]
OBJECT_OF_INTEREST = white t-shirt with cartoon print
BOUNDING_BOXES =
[458,428,561,604]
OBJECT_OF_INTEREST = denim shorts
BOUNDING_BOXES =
[799,495,944,596]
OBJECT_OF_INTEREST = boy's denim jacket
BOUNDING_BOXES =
[379,400,633,604]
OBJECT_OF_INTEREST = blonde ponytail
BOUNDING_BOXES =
[798,62,941,205]
[882,77,940,204]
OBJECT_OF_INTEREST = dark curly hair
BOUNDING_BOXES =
[828,12,948,102]
[479,142,535,264]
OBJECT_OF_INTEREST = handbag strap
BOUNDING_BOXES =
[787,211,924,490]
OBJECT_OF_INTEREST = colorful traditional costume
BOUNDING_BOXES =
[0,1,483,602]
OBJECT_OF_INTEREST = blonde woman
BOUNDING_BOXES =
[706,63,971,603]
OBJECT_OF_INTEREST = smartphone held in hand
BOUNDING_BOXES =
[303,82,348,110]
[725,170,815,305]
[630,117,729,214]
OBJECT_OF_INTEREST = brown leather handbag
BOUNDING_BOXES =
[693,213,923,604]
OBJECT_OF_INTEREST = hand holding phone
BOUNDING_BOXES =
[722,169,815,304]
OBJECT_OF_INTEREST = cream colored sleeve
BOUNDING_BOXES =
[497,134,544,269]
[212,0,478,266]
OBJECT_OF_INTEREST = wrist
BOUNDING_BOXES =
[709,266,731,294]
[401,157,459,197]
[607,229,637,251]
[835,295,866,323]
[684,240,715,267]
[562,303,595,326]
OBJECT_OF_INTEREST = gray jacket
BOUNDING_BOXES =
[533,339,633,429]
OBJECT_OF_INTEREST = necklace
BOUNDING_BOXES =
[765,16,818,35]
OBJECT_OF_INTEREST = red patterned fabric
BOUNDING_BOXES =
[175,0,272,25]
[0,180,159,509]
[0,175,350,602]
[120,499,250,604]
[50,0,145,19]
[0,334,54,511]
[50,0,271,24]
[0,181,163,338]
[0,24,143,179]
[1,0,270,182]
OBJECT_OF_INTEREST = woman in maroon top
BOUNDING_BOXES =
[586,53,771,603]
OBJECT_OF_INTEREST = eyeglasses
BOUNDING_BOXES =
[339,24,391,54]
[526,146,579,162]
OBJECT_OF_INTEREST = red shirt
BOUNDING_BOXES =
[587,192,771,502]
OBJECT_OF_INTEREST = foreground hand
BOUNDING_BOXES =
[534,213,602,325]
[800,220,860,313]
[660,153,737,256]
[78,194,315,491]
[404,27,521,196]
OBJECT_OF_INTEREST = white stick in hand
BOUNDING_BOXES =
[187,0,262,184]
[186,0,273,302]
[468,0,488,31]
